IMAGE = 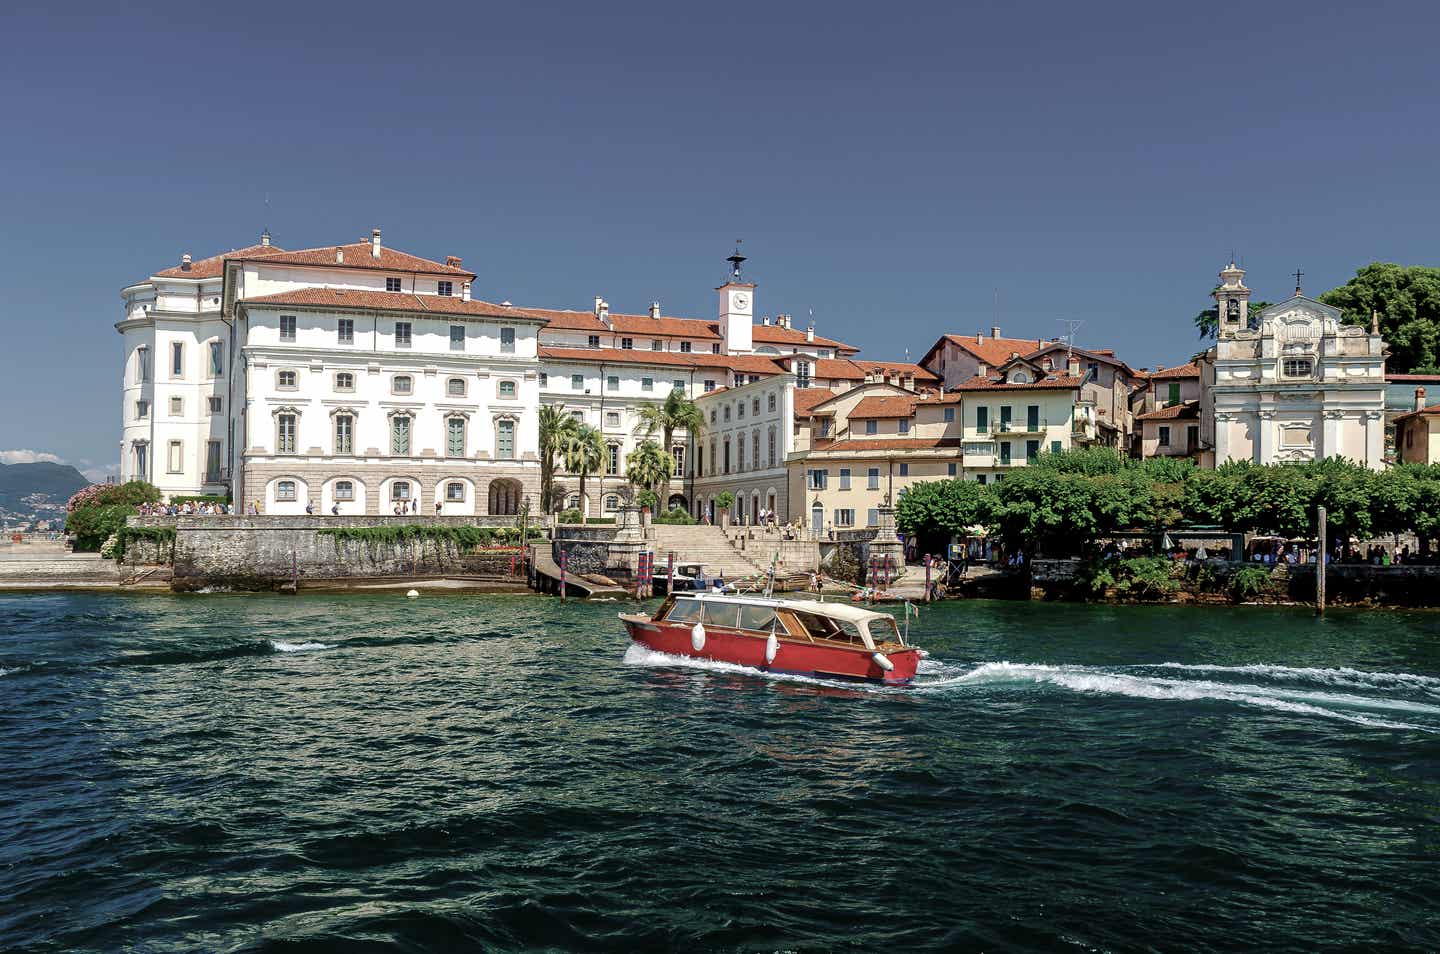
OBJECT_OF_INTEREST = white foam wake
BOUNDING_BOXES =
[950,662,1432,731]
[0,665,28,677]
[270,641,332,653]
[621,643,902,691]
[1147,662,1440,692]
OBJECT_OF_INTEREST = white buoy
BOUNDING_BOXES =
[871,652,894,672]
[691,622,706,652]
[765,631,779,664]
[406,589,419,599]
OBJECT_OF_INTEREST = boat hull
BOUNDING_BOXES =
[624,617,920,685]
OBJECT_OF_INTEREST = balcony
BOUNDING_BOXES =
[995,418,1048,435]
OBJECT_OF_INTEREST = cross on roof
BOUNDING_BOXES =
[1293,268,1304,294]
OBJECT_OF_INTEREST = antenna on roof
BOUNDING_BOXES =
[1057,318,1084,363]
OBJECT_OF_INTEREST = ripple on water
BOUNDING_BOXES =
[0,594,1438,953]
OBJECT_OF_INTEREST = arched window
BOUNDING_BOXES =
[767,392,776,412]
[391,480,412,501]
[605,494,620,511]
[446,416,466,457]
[446,481,466,502]
[767,426,776,467]
[276,480,297,501]
[447,377,466,397]
[334,413,354,455]
[498,380,517,399]
[334,372,354,392]
[737,438,745,472]
[566,494,581,510]
[276,412,297,454]
[333,480,355,501]
[391,415,412,455]
[496,419,516,460]
[392,374,413,395]
[752,430,760,469]
[277,369,297,389]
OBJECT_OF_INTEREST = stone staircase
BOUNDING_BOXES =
[646,524,772,580]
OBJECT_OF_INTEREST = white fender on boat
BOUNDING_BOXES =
[406,589,419,599]
[765,631,779,664]
[691,622,706,652]
[871,652,895,672]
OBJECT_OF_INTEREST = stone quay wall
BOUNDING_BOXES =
[553,526,619,578]
[125,516,531,588]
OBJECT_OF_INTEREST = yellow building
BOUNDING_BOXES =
[950,361,1083,484]
[786,383,963,534]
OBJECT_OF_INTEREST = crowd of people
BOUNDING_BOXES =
[136,500,233,516]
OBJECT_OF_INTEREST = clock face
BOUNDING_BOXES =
[732,293,750,311]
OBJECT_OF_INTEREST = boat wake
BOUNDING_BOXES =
[626,646,1440,732]
[270,640,333,653]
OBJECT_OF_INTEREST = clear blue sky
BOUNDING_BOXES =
[3,0,1438,478]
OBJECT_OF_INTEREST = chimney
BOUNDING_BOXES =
[806,324,815,343]
[762,315,771,326]
[180,253,192,271]
[371,228,382,259]
[335,247,344,263]
[462,281,472,302]
[977,362,988,378]
[778,314,791,330]
[976,330,985,344]
[598,299,610,323]
[446,256,463,268]
[991,325,1001,339]
[650,301,662,318]
[1417,386,1427,412]
[1068,357,1081,376]
[594,296,605,317]
[260,230,271,247]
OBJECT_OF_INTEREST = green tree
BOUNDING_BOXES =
[624,440,674,498]
[634,387,705,469]
[1320,262,1440,373]
[560,423,604,524]
[895,480,991,537]
[1194,296,1273,339]
[538,404,577,513]
[65,480,162,552]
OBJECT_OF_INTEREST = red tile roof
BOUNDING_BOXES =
[815,438,965,452]
[953,374,1085,391]
[1135,400,1200,421]
[1392,404,1440,423]
[751,324,857,353]
[1148,362,1200,380]
[849,359,941,383]
[240,288,539,320]
[849,395,919,418]
[523,308,857,353]
[236,241,476,277]
[153,242,287,279]
[537,346,786,376]
[793,388,837,418]
[927,333,1051,368]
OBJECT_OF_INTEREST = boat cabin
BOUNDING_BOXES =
[653,593,904,651]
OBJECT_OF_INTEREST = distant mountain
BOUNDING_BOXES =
[0,461,92,523]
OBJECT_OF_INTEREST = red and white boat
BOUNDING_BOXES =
[621,593,922,685]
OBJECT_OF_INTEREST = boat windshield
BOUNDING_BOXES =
[665,600,703,624]
[788,610,868,646]
[870,616,901,645]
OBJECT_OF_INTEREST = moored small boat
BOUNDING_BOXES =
[621,593,921,685]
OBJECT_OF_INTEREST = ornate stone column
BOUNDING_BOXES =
[1214,411,1233,464]
[866,503,907,583]
[1322,410,1345,460]
[1365,410,1385,468]
[1256,410,1276,465]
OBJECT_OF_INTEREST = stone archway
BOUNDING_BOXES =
[667,493,687,512]
[488,478,523,516]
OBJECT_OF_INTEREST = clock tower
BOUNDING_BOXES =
[717,243,755,354]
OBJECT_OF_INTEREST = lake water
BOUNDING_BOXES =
[2,593,1438,952]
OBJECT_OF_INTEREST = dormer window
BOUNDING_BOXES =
[386,277,402,292]
[438,281,453,297]
[1282,358,1313,378]
[588,334,601,349]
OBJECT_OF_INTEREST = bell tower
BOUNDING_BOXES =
[1214,261,1251,337]
[717,241,755,354]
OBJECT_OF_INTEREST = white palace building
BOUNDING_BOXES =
[116,232,928,519]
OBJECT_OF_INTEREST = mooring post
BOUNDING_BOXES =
[1316,505,1327,616]
[559,547,567,602]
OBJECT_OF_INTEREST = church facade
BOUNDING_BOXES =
[1198,263,1387,469]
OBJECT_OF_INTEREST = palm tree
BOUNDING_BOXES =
[538,405,577,513]
[625,440,674,504]
[560,423,605,524]
[634,388,705,487]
